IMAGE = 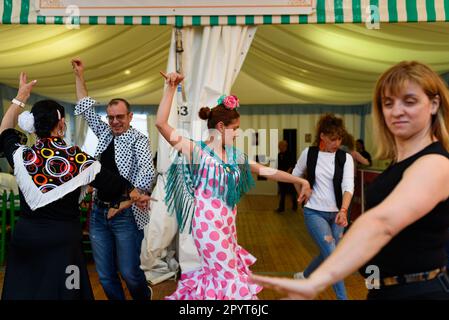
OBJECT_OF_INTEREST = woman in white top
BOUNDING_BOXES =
[292,114,354,300]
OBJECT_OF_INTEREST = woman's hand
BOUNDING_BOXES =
[296,180,311,205]
[335,209,348,227]
[0,72,37,134]
[250,274,319,300]
[160,71,184,88]
[107,191,156,219]
[107,200,133,219]
[16,72,37,102]
[71,58,84,78]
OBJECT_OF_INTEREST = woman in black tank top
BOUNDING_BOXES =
[251,61,449,300]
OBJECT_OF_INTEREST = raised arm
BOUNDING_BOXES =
[71,58,88,100]
[71,58,109,137]
[0,72,37,134]
[155,72,193,157]
[252,154,449,298]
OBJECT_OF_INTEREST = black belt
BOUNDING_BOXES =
[94,198,112,208]
[379,267,447,287]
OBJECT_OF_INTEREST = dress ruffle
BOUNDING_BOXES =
[165,246,262,300]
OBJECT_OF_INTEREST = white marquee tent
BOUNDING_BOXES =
[2,0,449,285]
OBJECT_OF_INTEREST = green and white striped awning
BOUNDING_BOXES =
[1,0,449,26]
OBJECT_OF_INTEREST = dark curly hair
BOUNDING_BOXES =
[313,113,346,146]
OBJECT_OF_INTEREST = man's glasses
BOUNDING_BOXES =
[106,114,129,122]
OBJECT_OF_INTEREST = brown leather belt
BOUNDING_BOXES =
[380,267,447,287]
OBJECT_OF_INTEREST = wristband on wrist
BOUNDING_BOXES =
[12,98,26,108]
[340,208,348,213]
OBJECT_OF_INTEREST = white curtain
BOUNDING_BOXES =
[145,113,159,156]
[140,30,185,284]
[74,116,89,147]
[140,25,257,284]
[140,174,179,284]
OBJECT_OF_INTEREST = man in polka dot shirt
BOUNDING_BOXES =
[72,58,154,300]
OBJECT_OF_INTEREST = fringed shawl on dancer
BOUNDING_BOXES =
[165,141,254,233]
[12,134,101,210]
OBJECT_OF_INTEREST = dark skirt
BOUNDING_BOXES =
[1,217,93,300]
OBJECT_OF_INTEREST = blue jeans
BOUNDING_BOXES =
[303,207,348,300]
[89,204,150,300]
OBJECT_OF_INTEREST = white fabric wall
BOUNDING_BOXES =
[146,113,158,155]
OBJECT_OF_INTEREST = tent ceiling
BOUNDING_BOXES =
[1,23,449,106]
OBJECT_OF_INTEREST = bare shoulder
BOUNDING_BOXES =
[374,153,449,229]
[404,153,449,195]
[407,153,449,174]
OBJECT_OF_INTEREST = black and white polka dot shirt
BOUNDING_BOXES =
[75,97,155,229]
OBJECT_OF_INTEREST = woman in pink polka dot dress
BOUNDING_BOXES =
[156,72,311,300]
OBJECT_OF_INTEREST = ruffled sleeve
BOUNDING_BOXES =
[74,97,96,116]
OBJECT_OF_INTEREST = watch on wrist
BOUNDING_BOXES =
[12,98,26,108]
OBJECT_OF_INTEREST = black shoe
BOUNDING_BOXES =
[275,208,284,213]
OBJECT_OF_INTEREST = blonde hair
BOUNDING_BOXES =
[373,61,449,160]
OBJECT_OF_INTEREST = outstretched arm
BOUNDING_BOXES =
[0,72,37,134]
[155,72,194,158]
[249,160,311,204]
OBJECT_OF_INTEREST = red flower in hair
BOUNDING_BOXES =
[217,94,239,110]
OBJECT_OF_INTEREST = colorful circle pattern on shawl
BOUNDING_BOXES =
[23,137,96,194]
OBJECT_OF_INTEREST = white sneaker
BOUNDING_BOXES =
[293,272,305,279]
